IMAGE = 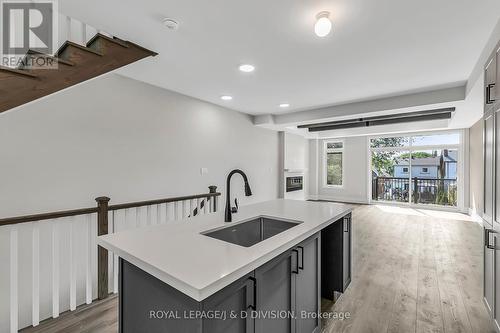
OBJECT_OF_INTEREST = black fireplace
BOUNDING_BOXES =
[286,176,303,192]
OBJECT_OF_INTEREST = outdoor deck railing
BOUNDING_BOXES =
[372,177,457,206]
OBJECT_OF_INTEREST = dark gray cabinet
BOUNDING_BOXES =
[342,215,352,290]
[485,112,495,226]
[495,107,500,228]
[485,53,497,108]
[295,235,320,333]
[119,261,257,333]
[496,46,500,102]
[483,39,500,332]
[493,234,500,331]
[321,213,352,300]
[254,233,321,333]
[485,228,495,317]
[119,259,203,333]
[255,249,295,333]
[119,230,326,333]
[203,273,255,333]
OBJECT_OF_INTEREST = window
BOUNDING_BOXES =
[411,133,459,146]
[325,141,343,186]
[370,136,410,148]
[370,131,461,207]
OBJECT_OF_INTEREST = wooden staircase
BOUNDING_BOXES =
[0,33,157,113]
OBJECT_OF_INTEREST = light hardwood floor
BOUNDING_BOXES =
[322,204,495,333]
[22,204,494,333]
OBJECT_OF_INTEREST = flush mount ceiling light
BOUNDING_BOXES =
[279,103,290,108]
[314,11,332,37]
[163,18,179,30]
[239,64,255,73]
[220,95,233,101]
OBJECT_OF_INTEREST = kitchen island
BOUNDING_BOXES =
[98,199,352,333]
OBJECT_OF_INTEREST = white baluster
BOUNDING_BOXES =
[52,220,59,318]
[69,218,76,311]
[66,16,71,41]
[108,212,114,293]
[147,206,152,226]
[32,224,40,326]
[208,197,212,213]
[197,199,201,216]
[182,201,186,219]
[81,22,87,45]
[174,202,179,220]
[189,200,194,218]
[113,254,119,294]
[10,225,18,333]
[135,207,140,228]
[155,204,160,225]
[124,209,130,230]
[85,215,92,304]
[204,198,208,214]
[109,211,119,294]
[165,203,169,223]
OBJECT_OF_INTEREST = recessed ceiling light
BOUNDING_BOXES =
[279,103,290,108]
[239,64,255,73]
[220,95,233,101]
[314,11,332,37]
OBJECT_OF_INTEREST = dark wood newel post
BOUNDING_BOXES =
[209,185,217,212]
[96,196,110,300]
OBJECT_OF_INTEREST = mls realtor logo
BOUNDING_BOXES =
[1,0,58,68]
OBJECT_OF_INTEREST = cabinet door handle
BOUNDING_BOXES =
[344,218,349,232]
[292,249,299,274]
[298,246,304,270]
[485,228,495,250]
[248,277,257,310]
[487,84,496,104]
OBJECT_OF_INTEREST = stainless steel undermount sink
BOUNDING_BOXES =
[201,216,302,247]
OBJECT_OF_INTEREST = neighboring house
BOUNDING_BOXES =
[393,150,457,179]
[394,157,439,178]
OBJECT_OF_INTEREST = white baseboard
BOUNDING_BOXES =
[468,208,485,227]
[308,195,369,205]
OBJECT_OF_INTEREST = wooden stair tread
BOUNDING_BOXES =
[22,50,75,67]
[56,41,103,58]
[1,33,157,113]
[87,33,130,49]
[0,65,38,78]
[123,40,158,57]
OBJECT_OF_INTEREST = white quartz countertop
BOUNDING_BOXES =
[98,199,352,301]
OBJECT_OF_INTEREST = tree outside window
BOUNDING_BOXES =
[326,141,343,186]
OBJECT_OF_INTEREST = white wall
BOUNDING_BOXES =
[283,132,308,172]
[0,74,280,330]
[309,136,369,203]
[469,119,484,217]
[0,74,280,217]
[280,132,309,200]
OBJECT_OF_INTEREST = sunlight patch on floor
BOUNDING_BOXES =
[373,204,474,222]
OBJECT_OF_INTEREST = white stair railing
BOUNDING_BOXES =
[0,188,219,332]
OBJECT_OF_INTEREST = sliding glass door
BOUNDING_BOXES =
[370,132,460,208]
[371,150,410,203]
[410,149,458,206]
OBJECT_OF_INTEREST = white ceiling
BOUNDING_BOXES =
[60,0,500,116]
